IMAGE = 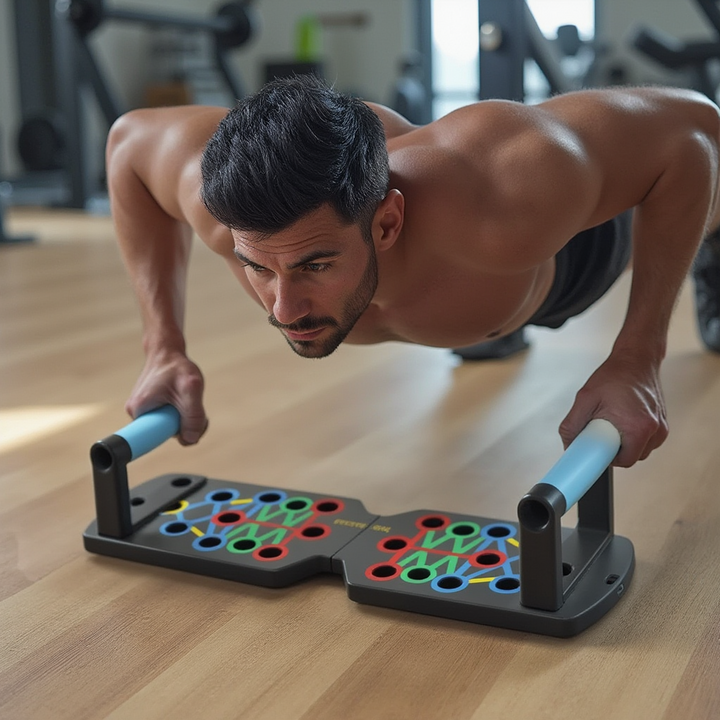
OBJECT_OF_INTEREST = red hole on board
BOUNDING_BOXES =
[297,524,331,540]
[416,514,451,531]
[365,563,401,582]
[378,536,410,552]
[212,511,245,526]
[313,499,344,514]
[253,545,289,562]
[470,550,508,568]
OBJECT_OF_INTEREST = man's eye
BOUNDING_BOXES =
[243,262,266,273]
[304,263,331,273]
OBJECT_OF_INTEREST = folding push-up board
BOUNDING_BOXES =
[84,408,634,637]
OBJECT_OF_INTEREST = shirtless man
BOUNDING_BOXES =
[106,74,720,468]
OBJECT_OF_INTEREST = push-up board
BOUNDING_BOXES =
[83,408,634,637]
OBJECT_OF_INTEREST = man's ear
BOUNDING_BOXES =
[373,189,404,251]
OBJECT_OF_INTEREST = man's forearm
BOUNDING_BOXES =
[612,135,717,363]
[131,226,193,358]
[612,242,684,365]
[109,163,193,359]
[613,233,701,367]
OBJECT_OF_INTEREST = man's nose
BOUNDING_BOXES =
[271,276,310,326]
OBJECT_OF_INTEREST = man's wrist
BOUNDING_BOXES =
[611,330,666,368]
[142,330,187,359]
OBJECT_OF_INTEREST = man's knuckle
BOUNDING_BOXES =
[178,374,203,394]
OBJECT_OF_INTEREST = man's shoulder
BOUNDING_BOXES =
[393,100,603,272]
[388,100,572,205]
[364,101,420,141]
[427,99,541,138]
[107,105,233,236]
[110,105,229,153]
[387,100,563,177]
[366,98,541,147]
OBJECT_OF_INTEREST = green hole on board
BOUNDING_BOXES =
[284,497,312,511]
[228,538,258,553]
[448,522,480,537]
[402,566,436,584]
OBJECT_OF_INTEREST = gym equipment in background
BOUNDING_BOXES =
[6,0,257,211]
[631,0,720,100]
[55,0,257,209]
[83,407,634,637]
[0,186,33,245]
[413,0,602,124]
[477,0,577,101]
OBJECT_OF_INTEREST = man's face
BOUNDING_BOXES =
[232,205,378,358]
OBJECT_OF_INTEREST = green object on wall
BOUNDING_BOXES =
[296,15,322,61]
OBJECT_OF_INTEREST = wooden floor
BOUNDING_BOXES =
[2,207,720,720]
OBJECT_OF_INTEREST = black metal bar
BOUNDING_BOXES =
[0,198,34,244]
[52,1,87,209]
[0,202,9,244]
[518,483,566,611]
[213,42,245,102]
[633,27,720,69]
[697,0,720,38]
[577,467,613,534]
[478,0,526,101]
[90,435,207,538]
[76,35,123,125]
[478,0,575,101]
[415,0,434,124]
[105,7,235,34]
[13,0,56,117]
[519,468,616,612]
[91,434,134,538]
[559,468,614,595]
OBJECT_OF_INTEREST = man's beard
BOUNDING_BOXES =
[268,244,378,359]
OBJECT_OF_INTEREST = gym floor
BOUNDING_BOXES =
[2,207,720,719]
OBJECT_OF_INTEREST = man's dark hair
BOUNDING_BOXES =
[201,74,390,242]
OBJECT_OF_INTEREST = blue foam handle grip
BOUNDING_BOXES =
[114,405,181,461]
[538,419,621,510]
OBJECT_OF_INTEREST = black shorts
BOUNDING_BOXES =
[527,212,633,329]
